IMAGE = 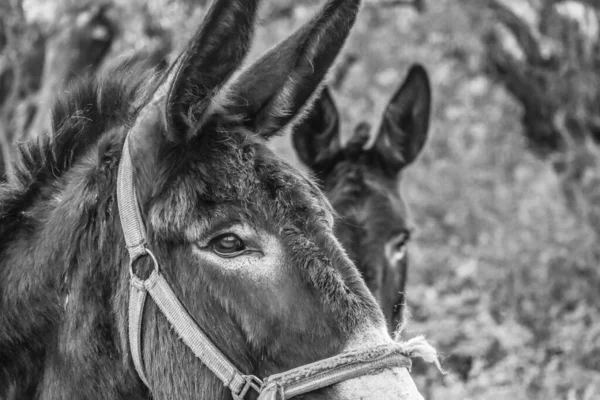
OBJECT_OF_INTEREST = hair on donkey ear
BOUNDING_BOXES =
[292,86,341,169]
[223,0,361,139]
[372,64,431,172]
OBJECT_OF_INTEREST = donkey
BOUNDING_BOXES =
[292,65,431,331]
[0,0,435,399]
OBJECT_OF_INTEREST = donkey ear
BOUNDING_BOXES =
[163,0,260,136]
[126,0,260,201]
[225,0,361,138]
[130,0,260,143]
[292,87,341,169]
[373,64,431,170]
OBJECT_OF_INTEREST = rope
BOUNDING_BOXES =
[259,344,412,399]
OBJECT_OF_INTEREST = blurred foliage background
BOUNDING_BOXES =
[1,0,599,398]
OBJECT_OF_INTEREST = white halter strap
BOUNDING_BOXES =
[116,132,419,399]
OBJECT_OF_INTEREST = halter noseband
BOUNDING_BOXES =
[117,133,417,399]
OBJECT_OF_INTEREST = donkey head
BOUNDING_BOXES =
[292,65,431,330]
[114,0,427,399]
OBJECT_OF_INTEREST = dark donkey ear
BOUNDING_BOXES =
[373,64,431,171]
[224,0,361,138]
[126,0,260,198]
[291,87,341,169]
[130,0,260,144]
[164,0,261,135]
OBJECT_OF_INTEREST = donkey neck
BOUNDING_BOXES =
[0,131,240,400]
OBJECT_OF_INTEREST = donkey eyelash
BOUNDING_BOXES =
[195,223,259,249]
[188,221,242,247]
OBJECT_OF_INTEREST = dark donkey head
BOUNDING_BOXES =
[293,65,431,331]
[0,1,427,399]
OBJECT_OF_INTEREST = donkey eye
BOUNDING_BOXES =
[210,234,246,257]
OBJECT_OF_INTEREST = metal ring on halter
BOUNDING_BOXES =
[129,247,160,278]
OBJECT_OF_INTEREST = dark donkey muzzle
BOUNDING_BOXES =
[117,135,432,399]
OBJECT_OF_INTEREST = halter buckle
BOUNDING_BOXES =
[233,375,263,400]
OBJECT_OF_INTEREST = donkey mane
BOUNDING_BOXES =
[0,60,164,398]
[0,61,157,238]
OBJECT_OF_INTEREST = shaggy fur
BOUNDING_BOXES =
[0,0,392,399]
[292,65,432,330]
[0,61,155,400]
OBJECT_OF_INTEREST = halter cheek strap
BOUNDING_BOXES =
[129,267,255,396]
[118,136,254,396]
[117,133,428,399]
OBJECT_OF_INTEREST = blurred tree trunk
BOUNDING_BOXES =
[0,1,115,180]
[0,0,42,178]
[0,0,174,182]
[481,0,600,238]
[24,3,114,142]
